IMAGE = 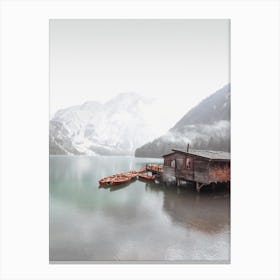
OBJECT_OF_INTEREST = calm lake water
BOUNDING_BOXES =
[49,156,230,263]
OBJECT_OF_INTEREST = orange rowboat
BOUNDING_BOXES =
[138,173,155,181]
[99,171,136,186]
[99,175,116,185]
[110,175,132,186]
[98,166,148,187]
[122,171,138,179]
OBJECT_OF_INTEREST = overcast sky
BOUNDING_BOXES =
[50,19,230,124]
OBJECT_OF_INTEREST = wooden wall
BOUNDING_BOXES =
[193,159,210,184]
[209,161,230,182]
[163,152,230,185]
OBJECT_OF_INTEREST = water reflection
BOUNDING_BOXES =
[145,182,230,234]
[50,156,230,262]
[109,183,131,192]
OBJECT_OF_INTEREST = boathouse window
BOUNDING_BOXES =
[164,159,171,166]
[171,160,176,168]
[186,157,191,169]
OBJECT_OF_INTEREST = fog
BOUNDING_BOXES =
[50,19,230,119]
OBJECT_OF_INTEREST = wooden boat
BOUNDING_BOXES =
[110,174,132,186]
[99,172,135,186]
[122,171,138,179]
[99,175,116,185]
[99,166,148,187]
[138,172,155,181]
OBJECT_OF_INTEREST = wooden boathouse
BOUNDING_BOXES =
[160,147,230,192]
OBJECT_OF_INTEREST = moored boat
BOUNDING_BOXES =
[99,171,137,186]
[99,175,116,185]
[122,170,138,179]
[138,172,155,181]
[98,166,151,187]
[110,174,132,186]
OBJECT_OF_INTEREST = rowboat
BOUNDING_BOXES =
[99,171,137,186]
[138,173,155,181]
[99,175,116,185]
[98,166,148,187]
[110,174,132,186]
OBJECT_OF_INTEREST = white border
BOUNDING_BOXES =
[0,0,279,279]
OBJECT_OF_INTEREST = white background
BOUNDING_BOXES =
[0,1,279,280]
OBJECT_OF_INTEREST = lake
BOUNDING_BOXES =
[49,156,230,263]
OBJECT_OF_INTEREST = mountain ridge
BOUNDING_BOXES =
[49,92,162,155]
[135,84,230,158]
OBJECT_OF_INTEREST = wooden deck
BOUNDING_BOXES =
[146,163,163,174]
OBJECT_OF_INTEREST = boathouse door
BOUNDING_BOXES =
[175,158,184,170]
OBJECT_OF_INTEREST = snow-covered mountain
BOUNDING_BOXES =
[135,84,230,158]
[49,93,162,155]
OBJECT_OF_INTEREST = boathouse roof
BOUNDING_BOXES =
[163,149,230,161]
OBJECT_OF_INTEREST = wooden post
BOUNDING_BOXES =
[196,182,205,193]
[211,182,216,192]
[196,181,200,193]
[227,181,230,189]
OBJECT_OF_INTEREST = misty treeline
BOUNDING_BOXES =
[135,84,231,158]
[134,135,230,158]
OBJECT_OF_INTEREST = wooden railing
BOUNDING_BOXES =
[146,164,163,173]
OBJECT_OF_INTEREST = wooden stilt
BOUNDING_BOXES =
[196,181,200,193]
[211,182,216,192]
[196,182,205,193]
